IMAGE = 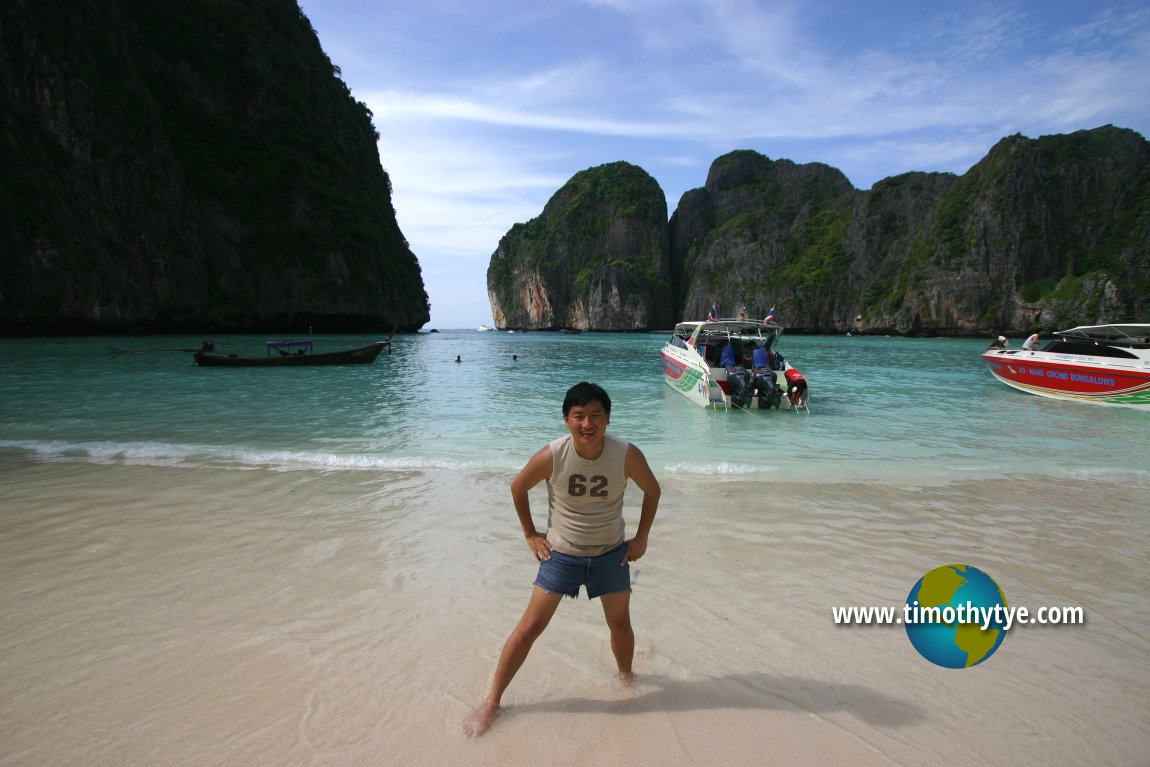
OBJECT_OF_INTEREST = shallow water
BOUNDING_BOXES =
[1,331,1146,482]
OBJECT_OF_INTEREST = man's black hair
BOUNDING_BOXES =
[563,382,611,416]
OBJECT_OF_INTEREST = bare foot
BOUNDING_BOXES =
[617,671,637,687]
[462,700,500,737]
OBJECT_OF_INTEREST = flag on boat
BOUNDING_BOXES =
[707,303,718,321]
[764,307,776,323]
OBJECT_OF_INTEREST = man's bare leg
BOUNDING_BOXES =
[600,591,635,685]
[463,586,564,736]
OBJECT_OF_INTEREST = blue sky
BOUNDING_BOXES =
[296,0,1150,329]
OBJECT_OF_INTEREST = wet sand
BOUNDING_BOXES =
[1,459,1148,766]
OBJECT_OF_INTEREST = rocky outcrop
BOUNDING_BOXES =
[906,127,1150,335]
[487,161,671,330]
[488,126,1147,335]
[0,0,429,334]
[670,129,1150,334]
[668,150,858,325]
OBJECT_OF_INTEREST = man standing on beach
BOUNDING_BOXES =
[463,382,661,737]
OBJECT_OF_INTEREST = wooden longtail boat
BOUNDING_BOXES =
[193,339,390,367]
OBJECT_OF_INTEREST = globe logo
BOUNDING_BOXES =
[904,564,1008,668]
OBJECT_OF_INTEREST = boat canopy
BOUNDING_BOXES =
[1055,325,1150,346]
[671,319,783,355]
[673,320,781,336]
[266,340,314,349]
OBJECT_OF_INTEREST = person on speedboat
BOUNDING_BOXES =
[719,343,737,368]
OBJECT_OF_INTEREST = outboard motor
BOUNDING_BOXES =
[751,347,782,409]
[754,369,782,409]
[727,368,753,408]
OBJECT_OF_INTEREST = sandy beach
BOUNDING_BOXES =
[2,458,1148,766]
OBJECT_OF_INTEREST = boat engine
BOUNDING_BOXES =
[754,369,783,409]
[727,368,753,408]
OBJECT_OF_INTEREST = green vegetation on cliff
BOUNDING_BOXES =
[486,161,671,330]
[776,208,853,294]
[515,162,665,270]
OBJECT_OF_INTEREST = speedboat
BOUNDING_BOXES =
[981,323,1150,410]
[661,319,809,411]
[477,324,493,332]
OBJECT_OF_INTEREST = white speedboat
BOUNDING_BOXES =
[981,323,1150,410]
[477,324,493,332]
[660,319,809,411]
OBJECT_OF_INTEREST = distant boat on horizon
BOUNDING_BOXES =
[477,324,493,332]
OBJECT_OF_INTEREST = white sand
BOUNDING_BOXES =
[1,460,1148,766]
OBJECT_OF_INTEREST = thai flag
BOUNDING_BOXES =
[764,307,776,323]
[707,304,718,321]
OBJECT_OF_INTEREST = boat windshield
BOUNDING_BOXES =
[1043,340,1139,359]
[1055,325,1150,347]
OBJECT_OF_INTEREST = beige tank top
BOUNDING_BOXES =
[545,433,629,556]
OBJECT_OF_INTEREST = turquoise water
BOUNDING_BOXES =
[1,331,1146,483]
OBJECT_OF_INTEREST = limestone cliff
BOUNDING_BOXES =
[0,0,429,334]
[904,127,1150,334]
[668,150,857,325]
[489,128,1148,334]
[669,127,1149,334]
[487,161,671,330]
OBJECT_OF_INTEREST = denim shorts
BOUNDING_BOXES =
[535,542,631,599]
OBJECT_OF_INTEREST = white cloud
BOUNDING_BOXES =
[299,0,1150,327]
